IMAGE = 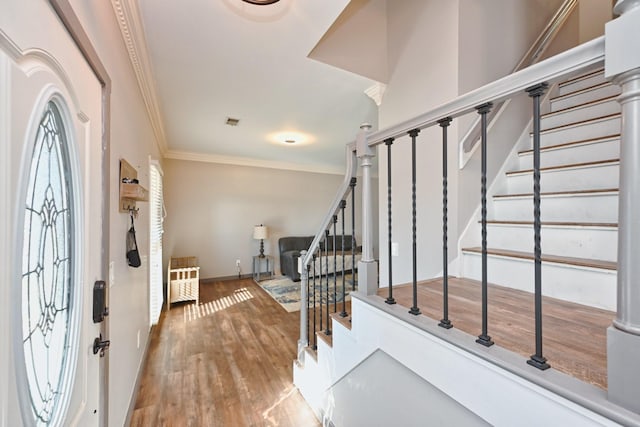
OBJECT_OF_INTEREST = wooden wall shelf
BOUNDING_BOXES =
[120,183,148,201]
[119,159,148,213]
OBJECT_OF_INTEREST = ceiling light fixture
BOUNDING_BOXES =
[285,139,296,144]
[241,0,280,5]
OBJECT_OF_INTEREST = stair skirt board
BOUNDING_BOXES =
[491,190,618,222]
[534,114,620,147]
[518,135,619,169]
[295,295,623,427]
[483,223,617,262]
[461,250,616,311]
[505,160,619,193]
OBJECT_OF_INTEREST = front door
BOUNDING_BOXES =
[0,2,105,425]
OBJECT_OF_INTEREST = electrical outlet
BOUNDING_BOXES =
[236,259,241,266]
[391,242,399,257]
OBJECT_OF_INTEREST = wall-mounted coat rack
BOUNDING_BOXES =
[119,159,148,214]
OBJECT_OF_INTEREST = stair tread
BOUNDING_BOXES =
[485,220,617,228]
[542,95,618,118]
[534,113,620,135]
[317,330,333,347]
[551,81,613,102]
[558,68,604,87]
[462,247,616,270]
[494,188,618,199]
[330,312,352,330]
[506,158,619,176]
[518,134,620,156]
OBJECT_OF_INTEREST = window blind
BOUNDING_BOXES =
[149,163,164,325]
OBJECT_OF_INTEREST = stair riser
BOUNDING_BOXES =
[535,116,620,147]
[551,84,620,111]
[542,98,619,129]
[506,164,619,193]
[461,252,616,310]
[557,71,608,96]
[518,138,619,169]
[492,194,618,222]
[484,225,617,262]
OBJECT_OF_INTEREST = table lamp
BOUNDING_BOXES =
[253,224,268,258]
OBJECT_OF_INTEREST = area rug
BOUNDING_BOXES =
[258,274,354,312]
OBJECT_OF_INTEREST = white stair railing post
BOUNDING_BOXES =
[605,0,640,413]
[298,250,308,363]
[356,123,378,295]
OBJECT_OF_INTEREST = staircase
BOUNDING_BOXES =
[460,68,620,311]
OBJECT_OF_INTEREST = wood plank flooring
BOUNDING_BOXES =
[130,278,320,427]
[378,277,614,389]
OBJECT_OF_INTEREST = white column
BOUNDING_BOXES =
[605,0,640,413]
[356,123,378,295]
[297,250,308,362]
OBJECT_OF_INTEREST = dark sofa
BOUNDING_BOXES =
[279,236,314,282]
[279,235,358,282]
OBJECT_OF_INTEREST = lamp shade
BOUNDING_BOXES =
[253,225,268,240]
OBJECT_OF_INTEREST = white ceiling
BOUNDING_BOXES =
[116,0,380,174]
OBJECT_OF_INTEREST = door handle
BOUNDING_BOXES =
[93,334,110,357]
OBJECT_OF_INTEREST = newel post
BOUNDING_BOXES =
[298,250,309,362]
[356,123,378,296]
[605,0,640,413]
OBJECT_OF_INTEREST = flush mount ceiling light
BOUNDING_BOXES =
[268,131,314,146]
[241,0,281,4]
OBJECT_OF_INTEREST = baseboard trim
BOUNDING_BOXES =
[201,273,253,283]
[123,324,153,426]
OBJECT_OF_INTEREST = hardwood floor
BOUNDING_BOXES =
[130,278,320,427]
[378,277,614,389]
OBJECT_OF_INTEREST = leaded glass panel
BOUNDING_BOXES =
[21,101,74,426]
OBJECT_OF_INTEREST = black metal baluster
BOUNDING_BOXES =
[475,102,494,347]
[306,263,311,347]
[312,252,317,350]
[438,117,453,329]
[385,138,396,305]
[314,245,324,342]
[409,129,421,316]
[324,230,331,335]
[340,200,348,317]
[526,83,550,370]
[350,177,357,291]
[333,215,338,314]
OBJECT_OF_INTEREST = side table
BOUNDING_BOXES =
[253,255,274,282]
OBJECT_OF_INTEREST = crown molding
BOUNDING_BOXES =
[110,0,167,154]
[364,82,386,106]
[163,150,347,176]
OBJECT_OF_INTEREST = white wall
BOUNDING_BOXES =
[65,1,163,425]
[377,0,460,286]
[163,159,377,279]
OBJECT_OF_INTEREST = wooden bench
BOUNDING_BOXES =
[167,256,199,310]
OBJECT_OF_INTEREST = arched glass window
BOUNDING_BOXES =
[21,101,75,425]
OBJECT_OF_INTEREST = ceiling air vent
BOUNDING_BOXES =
[226,117,240,126]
